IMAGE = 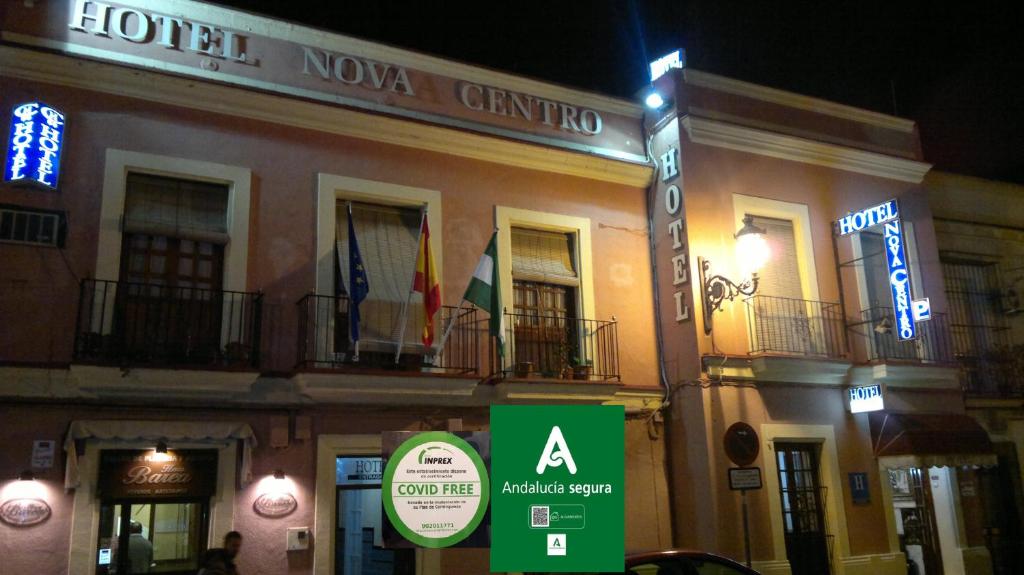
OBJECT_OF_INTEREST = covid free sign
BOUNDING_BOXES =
[490,405,624,572]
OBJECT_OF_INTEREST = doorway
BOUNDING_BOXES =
[95,500,209,574]
[888,468,944,575]
[775,442,832,575]
[334,456,415,575]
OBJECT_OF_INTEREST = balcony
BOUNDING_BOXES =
[499,312,620,382]
[859,307,955,364]
[295,294,482,375]
[745,295,847,359]
[74,279,262,369]
[952,324,1021,397]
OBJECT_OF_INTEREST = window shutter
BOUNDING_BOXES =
[511,228,578,287]
[336,201,424,347]
[751,215,802,299]
[123,173,229,244]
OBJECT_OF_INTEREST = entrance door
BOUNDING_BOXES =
[95,500,209,575]
[978,444,1024,575]
[335,456,414,575]
[775,443,831,575]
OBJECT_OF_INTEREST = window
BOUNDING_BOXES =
[751,215,803,299]
[334,201,425,358]
[858,231,891,309]
[510,228,579,377]
[942,259,1007,358]
[747,215,826,355]
[113,174,230,364]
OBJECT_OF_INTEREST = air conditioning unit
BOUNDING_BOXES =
[0,205,66,247]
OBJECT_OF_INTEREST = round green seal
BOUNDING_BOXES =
[382,432,489,548]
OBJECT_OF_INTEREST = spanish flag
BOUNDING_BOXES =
[413,216,441,348]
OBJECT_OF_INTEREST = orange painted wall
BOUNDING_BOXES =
[0,78,658,386]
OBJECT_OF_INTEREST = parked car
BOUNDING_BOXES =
[531,548,761,574]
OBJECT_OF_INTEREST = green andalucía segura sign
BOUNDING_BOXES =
[382,431,490,548]
[491,405,625,572]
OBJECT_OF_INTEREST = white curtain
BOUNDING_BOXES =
[123,173,229,244]
[336,201,425,349]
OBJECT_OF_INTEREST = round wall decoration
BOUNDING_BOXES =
[382,431,489,548]
[0,498,52,526]
[253,492,297,518]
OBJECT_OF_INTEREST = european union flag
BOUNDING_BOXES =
[347,203,369,343]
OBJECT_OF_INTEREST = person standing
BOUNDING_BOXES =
[198,531,242,575]
[127,521,153,574]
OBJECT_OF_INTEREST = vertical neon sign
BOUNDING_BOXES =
[4,102,66,189]
[836,199,929,341]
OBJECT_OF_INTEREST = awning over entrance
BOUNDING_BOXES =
[870,412,997,469]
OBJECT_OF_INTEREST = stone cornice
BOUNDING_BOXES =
[681,115,932,183]
[0,46,653,187]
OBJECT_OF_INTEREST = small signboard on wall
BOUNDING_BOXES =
[849,472,870,504]
[848,384,885,414]
[728,467,763,491]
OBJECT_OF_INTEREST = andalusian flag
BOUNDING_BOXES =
[464,231,506,356]
[413,216,441,348]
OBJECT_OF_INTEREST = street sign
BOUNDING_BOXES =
[724,422,760,467]
[728,467,763,491]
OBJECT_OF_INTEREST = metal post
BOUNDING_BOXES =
[742,489,752,567]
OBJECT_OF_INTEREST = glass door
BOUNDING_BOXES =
[775,443,831,575]
[335,456,414,575]
[96,500,208,575]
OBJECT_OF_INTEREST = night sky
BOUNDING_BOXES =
[217,0,1024,185]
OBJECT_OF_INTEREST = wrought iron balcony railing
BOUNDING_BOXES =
[745,295,847,359]
[859,307,955,364]
[295,294,481,375]
[497,311,620,381]
[74,279,262,369]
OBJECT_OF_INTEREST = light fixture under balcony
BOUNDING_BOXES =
[699,216,769,335]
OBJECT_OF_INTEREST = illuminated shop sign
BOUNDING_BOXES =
[883,218,915,339]
[835,199,930,341]
[4,102,66,189]
[848,384,884,414]
[650,49,685,82]
[836,199,898,236]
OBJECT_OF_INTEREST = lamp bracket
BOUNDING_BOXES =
[699,257,759,335]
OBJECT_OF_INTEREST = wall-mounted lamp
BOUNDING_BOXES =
[273,469,286,480]
[699,216,769,335]
[155,441,168,454]
[18,470,35,481]
[645,91,665,109]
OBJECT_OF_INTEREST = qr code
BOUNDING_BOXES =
[531,505,549,527]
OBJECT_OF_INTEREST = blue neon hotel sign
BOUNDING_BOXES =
[4,102,66,189]
[837,199,929,341]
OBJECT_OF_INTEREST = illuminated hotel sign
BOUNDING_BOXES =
[649,49,685,82]
[836,199,929,341]
[4,102,66,189]
[848,384,884,414]
[1,1,646,162]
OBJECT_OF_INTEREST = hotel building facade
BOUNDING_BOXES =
[0,1,1018,574]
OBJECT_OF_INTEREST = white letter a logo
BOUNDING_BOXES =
[536,426,577,475]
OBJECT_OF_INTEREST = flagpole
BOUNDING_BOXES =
[433,227,500,365]
[431,297,466,365]
[394,207,427,364]
[346,202,361,363]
